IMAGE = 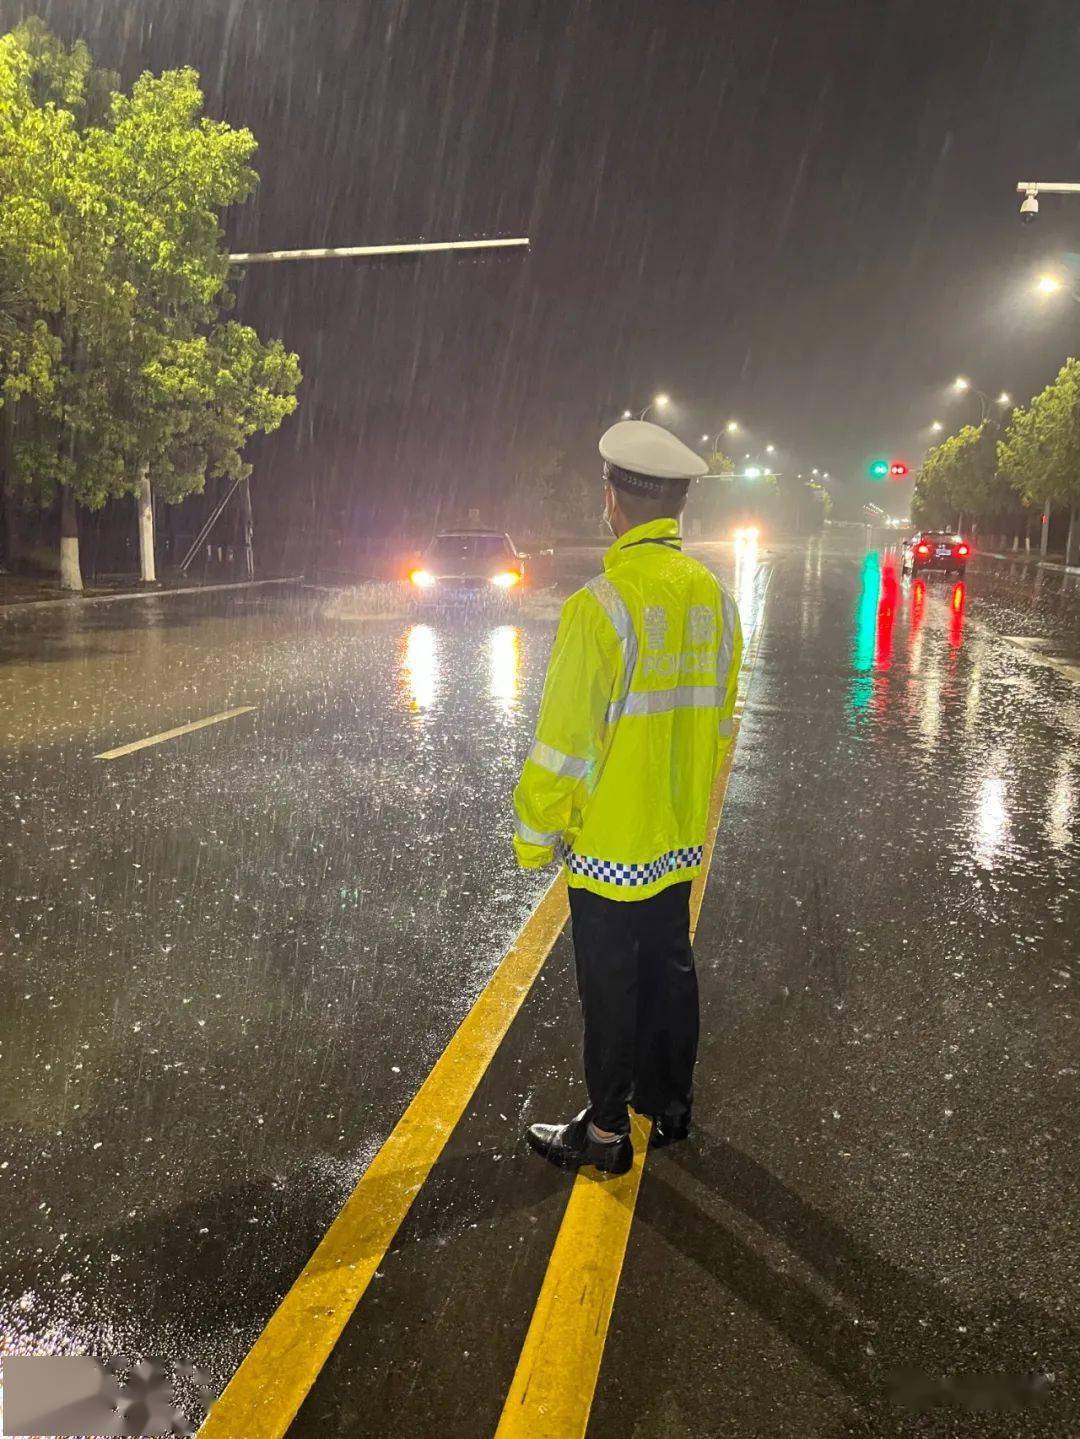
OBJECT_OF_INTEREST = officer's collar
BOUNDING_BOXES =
[603,517,682,569]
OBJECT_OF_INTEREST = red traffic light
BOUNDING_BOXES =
[889,461,908,478]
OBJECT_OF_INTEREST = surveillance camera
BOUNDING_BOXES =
[1020,189,1039,223]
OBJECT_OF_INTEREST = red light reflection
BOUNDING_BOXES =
[875,555,899,672]
[949,581,966,647]
[910,578,926,634]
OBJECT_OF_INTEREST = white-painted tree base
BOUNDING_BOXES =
[137,468,156,582]
[60,535,83,591]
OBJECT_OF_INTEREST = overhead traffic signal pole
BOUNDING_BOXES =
[174,236,532,578]
[226,236,530,265]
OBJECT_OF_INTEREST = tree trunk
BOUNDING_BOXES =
[59,485,83,591]
[136,462,156,582]
[1040,501,1051,558]
[239,476,255,580]
[0,406,17,571]
[1,481,20,573]
[1066,505,1080,568]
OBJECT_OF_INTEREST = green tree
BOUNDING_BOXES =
[996,403,1046,504]
[684,451,736,536]
[0,21,301,587]
[805,478,831,527]
[998,359,1080,561]
[912,425,1000,529]
[998,360,1080,508]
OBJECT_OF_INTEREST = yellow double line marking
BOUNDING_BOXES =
[496,587,768,1439]
[200,573,768,1439]
[494,735,740,1439]
[198,878,570,1439]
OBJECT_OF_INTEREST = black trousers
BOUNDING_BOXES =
[567,880,699,1136]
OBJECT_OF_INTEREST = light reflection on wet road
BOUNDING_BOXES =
[0,538,1076,1432]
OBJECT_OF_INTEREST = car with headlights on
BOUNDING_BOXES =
[407,529,552,599]
[901,530,970,578]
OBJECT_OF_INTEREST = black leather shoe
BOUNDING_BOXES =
[648,1113,691,1148]
[527,1110,632,1175]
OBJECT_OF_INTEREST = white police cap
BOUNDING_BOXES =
[599,421,709,490]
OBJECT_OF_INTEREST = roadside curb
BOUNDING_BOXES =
[981,551,1080,577]
[0,575,303,618]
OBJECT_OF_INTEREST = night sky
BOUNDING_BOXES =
[5,0,1080,533]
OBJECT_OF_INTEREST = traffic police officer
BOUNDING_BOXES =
[513,421,743,1174]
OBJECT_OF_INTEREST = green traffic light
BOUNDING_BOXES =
[868,459,889,480]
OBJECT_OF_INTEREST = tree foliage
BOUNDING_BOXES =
[509,449,597,536]
[913,425,992,526]
[0,20,300,512]
[997,358,1080,511]
[705,449,735,475]
[915,357,1080,532]
[914,421,1026,529]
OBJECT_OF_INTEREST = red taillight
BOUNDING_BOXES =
[955,543,970,558]
[916,543,931,557]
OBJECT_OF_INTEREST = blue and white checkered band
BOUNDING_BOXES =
[563,844,704,888]
[603,460,676,498]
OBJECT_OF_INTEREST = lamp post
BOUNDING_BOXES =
[639,393,670,421]
[1033,271,1080,305]
[702,420,741,453]
[951,376,1011,426]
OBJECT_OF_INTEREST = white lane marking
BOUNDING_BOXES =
[1002,636,1080,683]
[94,706,256,760]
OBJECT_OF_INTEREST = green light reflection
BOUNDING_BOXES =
[849,550,880,716]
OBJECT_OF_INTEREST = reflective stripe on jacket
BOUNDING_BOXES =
[513,517,743,901]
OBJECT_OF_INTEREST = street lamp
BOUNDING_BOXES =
[930,421,944,433]
[639,393,670,420]
[765,443,776,455]
[726,420,740,434]
[1032,271,1080,306]
[949,376,1008,425]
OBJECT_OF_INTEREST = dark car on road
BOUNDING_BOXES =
[900,530,970,578]
[407,529,554,598]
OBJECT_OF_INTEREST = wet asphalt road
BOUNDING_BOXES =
[0,537,1076,1437]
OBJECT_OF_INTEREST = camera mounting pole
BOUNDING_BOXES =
[1015,181,1080,195]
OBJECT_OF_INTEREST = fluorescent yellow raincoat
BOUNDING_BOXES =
[513,518,742,900]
